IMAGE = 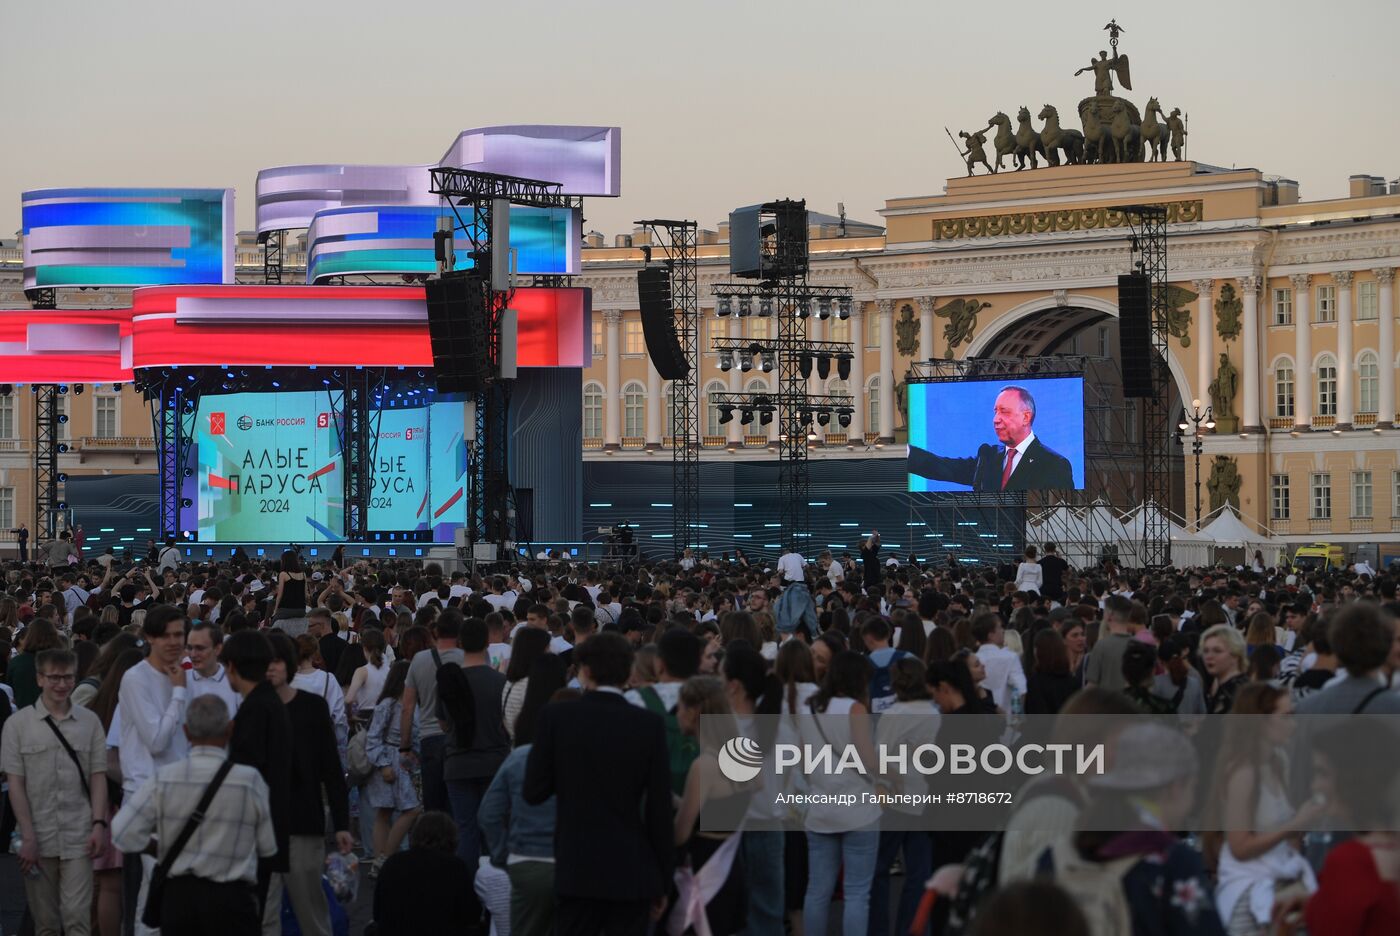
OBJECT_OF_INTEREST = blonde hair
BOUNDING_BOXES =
[1200,623,1247,674]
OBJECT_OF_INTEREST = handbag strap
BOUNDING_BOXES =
[42,714,89,797]
[157,759,236,875]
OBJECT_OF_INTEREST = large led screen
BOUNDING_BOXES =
[22,188,234,289]
[306,205,579,283]
[907,377,1085,492]
[196,392,343,542]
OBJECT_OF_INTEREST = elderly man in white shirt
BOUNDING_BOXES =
[972,612,1027,713]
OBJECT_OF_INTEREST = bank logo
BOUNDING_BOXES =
[236,415,253,431]
[718,736,764,783]
[209,413,225,435]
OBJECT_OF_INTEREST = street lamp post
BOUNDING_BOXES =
[1178,398,1215,527]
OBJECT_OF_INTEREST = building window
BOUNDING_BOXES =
[623,319,645,355]
[1097,326,1109,358]
[0,487,12,529]
[867,376,881,432]
[705,381,727,436]
[1352,470,1374,518]
[591,320,604,356]
[1315,285,1336,323]
[1272,287,1292,325]
[1358,280,1379,321]
[95,395,119,439]
[582,382,603,438]
[748,317,771,341]
[1358,351,1380,414]
[703,314,725,350]
[1316,354,1337,417]
[622,382,646,438]
[0,394,13,440]
[1310,473,1331,520]
[866,311,880,348]
[828,317,851,344]
[1270,475,1290,521]
[1274,360,1294,418]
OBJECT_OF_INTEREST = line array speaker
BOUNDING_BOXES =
[425,273,491,394]
[637,266,689,380]
[1117,273,1153,398]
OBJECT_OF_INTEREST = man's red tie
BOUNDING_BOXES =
[1000,448,1016,490]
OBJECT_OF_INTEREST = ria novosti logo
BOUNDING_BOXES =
[717,737,764,783]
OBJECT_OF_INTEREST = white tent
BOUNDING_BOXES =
[1120,502,1211,567]
[1196,505,1278,551]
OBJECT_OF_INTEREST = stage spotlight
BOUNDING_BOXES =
[718,296,732,317]
[183,467,194,477]
[838,297,852,320]
[818,298,832,320]
[181,497,193,509]
[740,408,754,426]
[719,350,733,372]
[837,353,852,380]
[112,383,123,392]
[58,384,69,395]
[816,354,831,380]
[758,296,773,317]
[57,443,68,454]
[272,381,281,389]
[73,384,84,395]
[719,405,735,425]
[838,408,853,428]
[30,385,38,393]
[799,353,813,379]
[56,501,66,511]
[57,413,68,424]
[736,296,752,317]
[57,473,67,483]
[818,410,832,426]
[797,298,810,319]
[740,354,753,373]
[759,408,774,426]
[0,385,10,396]
[760,353,775,373]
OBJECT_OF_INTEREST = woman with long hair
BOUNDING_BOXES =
[71,631,140,708]
[1205,683,1322,936]
[1025,628,1079,715]
[364,660,422,876]
[923,625,957,666]
[501,628,550,742]
[801,651,880,936]
[291,632,350,763]
[1062,619,1088,682]
[10,617,65,707]
[345,628,391,718]
[672,675,749,936]
[271,549,307,621]
[1243,612,1280,656]
[86,646,145,936]
[810,630,846,684]
[1200,624,1249,715]
[774,638,819,717]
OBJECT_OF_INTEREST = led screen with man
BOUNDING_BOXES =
[907,384,1074,492]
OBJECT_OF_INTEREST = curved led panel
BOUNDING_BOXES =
[254,164,434,235]
[438,125,620,197]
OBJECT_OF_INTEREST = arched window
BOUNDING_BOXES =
[622,382,646,437]
[1357,351,1380,415]
[1273,358,1294,419]
[1316,354,1338,417]
[867,376,881,433]
[705,381,727,436]
[582,382,604,438]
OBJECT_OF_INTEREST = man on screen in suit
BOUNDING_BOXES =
[908,385,1074,492]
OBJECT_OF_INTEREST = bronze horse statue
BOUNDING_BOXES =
[1141,97,1168,163]
[1014,106,1047,170]
[986,112,1018,173]
[1108,99,1143,163]
[1078,100,1110,164]
[1037,105,1084,166]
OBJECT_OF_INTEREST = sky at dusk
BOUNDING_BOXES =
[3,0,1398,237]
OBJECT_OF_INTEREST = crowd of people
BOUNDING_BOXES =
[0,533,1397,936]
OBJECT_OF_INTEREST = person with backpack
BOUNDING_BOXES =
[399,612,466,813]
[1034,722,1226,936]
[860,617,909,714]
[625,627,702,796]
[363,660,420,878]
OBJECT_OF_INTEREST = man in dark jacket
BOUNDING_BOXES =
[525,632,672,936]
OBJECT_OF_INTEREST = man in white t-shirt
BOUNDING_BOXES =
[777,547,806,584]
[449,572,473,601]
[972,612,1026,712]
[483,577,518,612]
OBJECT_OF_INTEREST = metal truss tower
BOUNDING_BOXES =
[262,230,284,285]
[636,220,700,552]
[34,385,62,541]
[1125,205,1172,569]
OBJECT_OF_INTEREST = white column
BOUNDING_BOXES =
[877,299,895,440]
[1291,274,1312,429]
[1240,276,1261,432]
[727,315,743,444]
[1335,271,1354,428]
[645,358,662,448]
[1193,279,1214,406]
[849,304,866,440]
[918,296,935,361]
[1376,268,1395,427]
[603,309,622,448]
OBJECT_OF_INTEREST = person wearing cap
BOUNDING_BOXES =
[1035,722,1226,936]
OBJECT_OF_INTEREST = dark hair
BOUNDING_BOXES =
[377,660,410,704]
[926,659,979,704]
[722,641,781,716]
[189,620,224,647]
[410,811,458,855]
[399,625,432,661]
[1120,640,1158,688]
[36,648,76,673]
[74,639,98,682]
[924,626,957,665]
[264,632,297,680]
[360,628,386,668]
[460,616,489,654]
[574,631,634,688]
[657,627,702,680]
[141,604,185,641]
[1248,644,1284,682]
[90,648,145,731]
[775,639,816,714]
[891,656,929,701]
[810,650,870,713]
[719,611,763,649]
[221,630,274,684]
[512,655,569,747]
[1328,603,1394,674]
[1033,628,1071,676]
[970,611,1002,645]
[433,608,463,641]
[293,633,318,665]
[505,627,550,682]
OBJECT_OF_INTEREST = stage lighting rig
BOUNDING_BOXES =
[719,350,733,372]
[718,296,733,317]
